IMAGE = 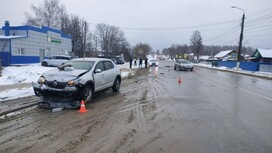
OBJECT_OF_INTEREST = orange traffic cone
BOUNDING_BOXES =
[78,100,88,113]
[178,77,182,86]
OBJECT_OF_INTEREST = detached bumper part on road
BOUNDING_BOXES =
[32,82,81,108]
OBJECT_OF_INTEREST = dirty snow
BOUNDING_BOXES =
[0,87,33,101]
[0,64,56,85]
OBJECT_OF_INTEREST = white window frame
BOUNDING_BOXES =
[18,48,24,55]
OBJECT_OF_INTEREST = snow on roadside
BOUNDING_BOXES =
[0,63,136,101]
[0,87,34,101]
[0,64,56,85]
[195,63,272,78]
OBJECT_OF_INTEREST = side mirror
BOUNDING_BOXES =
[95,69,102,73]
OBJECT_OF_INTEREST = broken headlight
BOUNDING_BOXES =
[67,78,81,86]
[38,76,46,84]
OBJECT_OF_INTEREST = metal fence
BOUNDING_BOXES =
[218,61,272,72]
[259,64,272,73]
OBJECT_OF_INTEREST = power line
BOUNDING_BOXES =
[220,37,239,46]
[205,24,240,43]
[245,21,272,29]
[246,13,272,24]
[246,7,272,18]
[244,27,272,33]
[87,19,240,31]
[244,32,272,38]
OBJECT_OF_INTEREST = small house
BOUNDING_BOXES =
[251,49,272,63]
[214,50,238,61]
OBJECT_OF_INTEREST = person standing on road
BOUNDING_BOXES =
[134,57,137,66]
[129,57,133,69]
[139,58,143,68]
[145,57,148,68]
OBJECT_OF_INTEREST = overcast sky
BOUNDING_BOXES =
[1,0,272,51]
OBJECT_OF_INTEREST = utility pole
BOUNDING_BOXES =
[95,36,97,54]
[232,6,245,70]
[83,21,87,59]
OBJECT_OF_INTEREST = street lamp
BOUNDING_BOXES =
[232,6,245,70]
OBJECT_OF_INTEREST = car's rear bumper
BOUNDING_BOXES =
[177,66,193,70]
[33,82,82,108]
[150,63,158,66]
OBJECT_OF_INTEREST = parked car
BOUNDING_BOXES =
[149,59,158,67]
[111,57,125,64]
[41,55,71,67]
[174,59,194,71]
[33,58,121,108]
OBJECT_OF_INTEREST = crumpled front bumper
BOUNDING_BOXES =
[32,82,82,108]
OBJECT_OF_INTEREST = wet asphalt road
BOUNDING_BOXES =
[1,60,272,153]
[155,60,272,153]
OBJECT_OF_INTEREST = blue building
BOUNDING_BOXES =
[0,21,72,66]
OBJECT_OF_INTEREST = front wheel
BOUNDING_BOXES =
[42,61,48,66]
[82,85,93,103]
[112,78,121,92]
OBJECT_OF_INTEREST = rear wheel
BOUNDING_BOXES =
[112,77,121,92]
[42,61,48,66]
[82,85,93,103]
[174,66,176,70]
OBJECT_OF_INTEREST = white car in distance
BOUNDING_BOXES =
[41,55,71,67]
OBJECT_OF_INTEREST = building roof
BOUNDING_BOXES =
[0,35,27,39]
[257,49,272,58]
[199,55,210,60]
[2,25,71,39]
[214,50,235,58]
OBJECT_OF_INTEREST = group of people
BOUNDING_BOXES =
[129,57,148,69]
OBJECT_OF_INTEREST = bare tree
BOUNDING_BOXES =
[133,43,152,58]
[190,30,203,62]
[95,24,126,57]
[25,0,67,29]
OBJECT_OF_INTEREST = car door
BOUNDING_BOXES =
[103,61,116,87]
[93,61,107,91]
[55,56,65,66]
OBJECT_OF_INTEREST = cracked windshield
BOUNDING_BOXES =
[1,0,272,153]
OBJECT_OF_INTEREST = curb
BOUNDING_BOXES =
[194,65,272,80]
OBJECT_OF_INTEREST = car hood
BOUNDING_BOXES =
[42,69,87,82]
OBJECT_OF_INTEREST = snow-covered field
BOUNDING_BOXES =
[0,63,135,101]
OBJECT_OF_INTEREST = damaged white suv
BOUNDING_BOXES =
[33,58,121,108]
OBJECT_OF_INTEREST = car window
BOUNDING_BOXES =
[179,60,190,64]
[50,56,57,59]
[95,61,105,71]
[104,61,114,70]
[56,56,69,60]
[64,60,94,70]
